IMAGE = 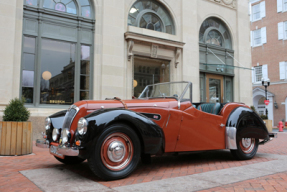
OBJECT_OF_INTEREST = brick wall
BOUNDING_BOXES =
[251,0,287,125]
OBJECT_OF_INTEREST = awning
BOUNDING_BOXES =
[207,48,253,71]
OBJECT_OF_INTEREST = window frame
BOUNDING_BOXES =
[252,3,261,22]
[254,66,263,83]
[22,0,95,107]
[253,29,262,47]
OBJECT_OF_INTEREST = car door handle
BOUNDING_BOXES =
[220,124,225,128]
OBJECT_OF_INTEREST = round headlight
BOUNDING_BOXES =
[52,128,60,141]
[77,118,88,135]
[61,128,70,144]
[45,117,51,130]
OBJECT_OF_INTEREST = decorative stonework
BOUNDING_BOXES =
[127,40,134,61]
[151,44,158,58]
[208,0,237,9]
[175,48,181,68]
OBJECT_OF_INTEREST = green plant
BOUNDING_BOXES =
[250,106,256,112]
[3,97,30,122]
[260,114,268,120]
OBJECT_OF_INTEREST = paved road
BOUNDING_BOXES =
[1,133,287,192]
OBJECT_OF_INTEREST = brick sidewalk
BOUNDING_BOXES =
[0,133,286,191]
[200,172,287,192]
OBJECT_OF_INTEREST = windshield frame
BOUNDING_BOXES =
[138,81,192,109]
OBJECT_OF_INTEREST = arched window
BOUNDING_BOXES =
[22,0,95,105]
[25,0,92,18]
[199,17,234,103]
[199,18,232,49]
[128,0,175,35]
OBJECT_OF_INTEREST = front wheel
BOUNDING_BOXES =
[230,138,259,160]
[88,124,141,180]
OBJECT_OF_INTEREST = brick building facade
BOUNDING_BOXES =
[250,0,287,126]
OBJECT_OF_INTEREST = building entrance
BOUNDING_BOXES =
[133,57,170,98]
[206,74,224,103]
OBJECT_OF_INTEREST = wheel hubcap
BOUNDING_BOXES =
[240,138,255,153]
[107,141,126,162]
[101,133,133,171]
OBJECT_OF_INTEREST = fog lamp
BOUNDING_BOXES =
[52,128,60,141]
[61,128,70,144]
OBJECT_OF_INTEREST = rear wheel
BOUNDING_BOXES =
[88,124,141,180]
[54,156,85,164]
[231,138,259,160]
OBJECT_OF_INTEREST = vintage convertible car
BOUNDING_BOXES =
[36,81,276,180]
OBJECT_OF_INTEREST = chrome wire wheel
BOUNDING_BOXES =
[100,133,133,171]
[239,138,255,154]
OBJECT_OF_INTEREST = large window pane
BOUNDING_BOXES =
[80,45,90,100]
[134,58,170,98]
[40,39,75,105]
[80,76,89,90]
[22,37,36,104]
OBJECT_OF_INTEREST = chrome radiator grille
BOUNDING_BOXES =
[62,105,79,129]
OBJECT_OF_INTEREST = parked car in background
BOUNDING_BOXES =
[36,81,276,180]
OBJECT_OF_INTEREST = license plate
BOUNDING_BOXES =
[50,145,64,159]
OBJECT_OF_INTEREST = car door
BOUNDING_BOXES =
[174,106,226,152]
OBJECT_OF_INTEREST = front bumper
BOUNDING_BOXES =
[36,139,79,158]
[259,132,278,145]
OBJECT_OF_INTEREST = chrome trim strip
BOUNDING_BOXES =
[36,139,49,148]
[226,127,237,149]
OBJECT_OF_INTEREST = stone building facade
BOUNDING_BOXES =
[250,0,287,126]
[0,0,252,139]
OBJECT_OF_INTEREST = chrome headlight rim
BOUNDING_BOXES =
[45,117,51,130]
[77,117,88,136]
[52,128,60,142]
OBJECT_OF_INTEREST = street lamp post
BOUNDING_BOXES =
[261,78,270,118]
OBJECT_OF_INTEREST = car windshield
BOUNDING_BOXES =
[138,82,190,99]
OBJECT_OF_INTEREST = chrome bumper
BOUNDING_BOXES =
[56,145,79,156]
[36,139,49,148]
[36,139,79,157]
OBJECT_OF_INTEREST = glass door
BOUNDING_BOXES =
[206,74,224,103]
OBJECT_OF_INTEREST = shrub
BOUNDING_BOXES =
[260,114,268,120]
[3,97,30,122]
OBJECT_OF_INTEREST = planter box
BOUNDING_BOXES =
[0,122,32,156]
[263,119,272,133]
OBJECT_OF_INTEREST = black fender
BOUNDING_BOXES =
[226,107,269,140]
[46,110,67,142]
[76,108,164,159]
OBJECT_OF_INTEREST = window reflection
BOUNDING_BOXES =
[40,39,76,105]
[22,37,36,104]
[80,45,90,100]
[133,58,170,98]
